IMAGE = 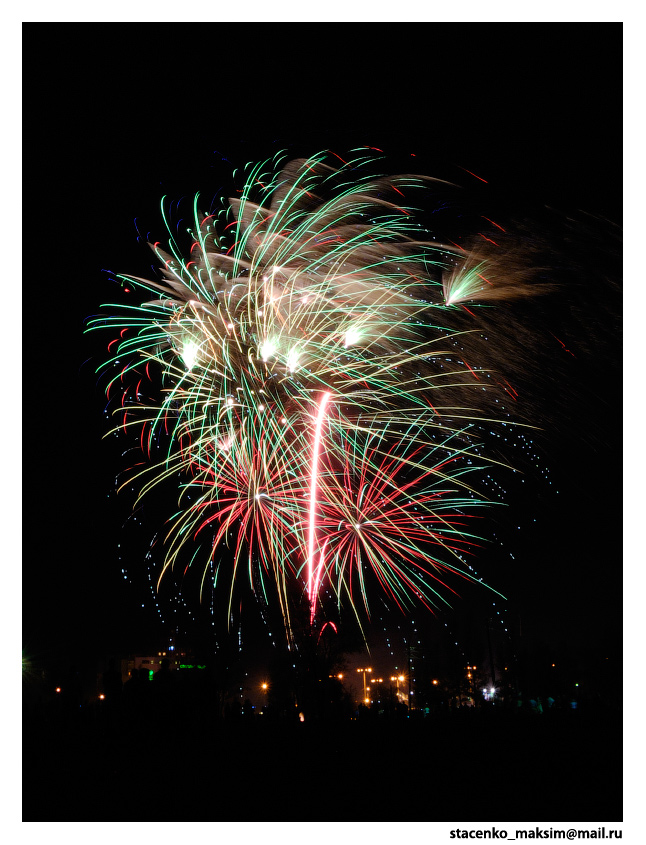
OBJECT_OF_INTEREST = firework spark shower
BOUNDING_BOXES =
[88,148,545,643]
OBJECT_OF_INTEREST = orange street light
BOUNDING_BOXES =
[357,667,373,702]
[390,674,406,696]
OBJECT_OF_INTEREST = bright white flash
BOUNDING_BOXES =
[286,347,300,372]
[344,326,362,348]
[181,338,199,369]
[260,339,278,361]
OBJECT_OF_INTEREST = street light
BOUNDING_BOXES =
[390,674,405,702]
[259,682,269,715]
[357,667,372,703]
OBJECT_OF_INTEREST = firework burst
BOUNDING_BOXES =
[89,149,532,643]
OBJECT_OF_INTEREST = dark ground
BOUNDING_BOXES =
[23,702,621,822]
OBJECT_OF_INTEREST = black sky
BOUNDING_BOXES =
[25,23,622,676]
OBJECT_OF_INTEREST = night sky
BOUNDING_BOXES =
[25,24,622,689]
